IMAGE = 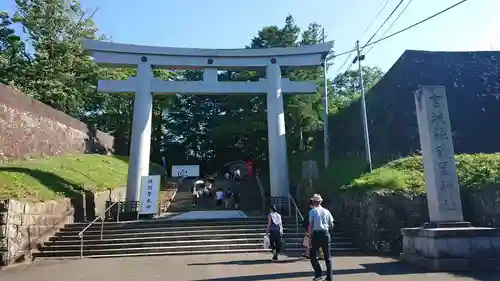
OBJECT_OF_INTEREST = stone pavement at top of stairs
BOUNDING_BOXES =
[1,253,498,281]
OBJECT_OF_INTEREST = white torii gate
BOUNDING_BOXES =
[82,39,333,203]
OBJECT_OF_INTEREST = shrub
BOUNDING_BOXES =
[343,153,500,194]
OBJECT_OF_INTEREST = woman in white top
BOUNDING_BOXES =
[266,205,283,261]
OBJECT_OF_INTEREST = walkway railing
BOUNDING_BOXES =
[255,172,268,214]
[288,193,304,235]
[78,201,119,259]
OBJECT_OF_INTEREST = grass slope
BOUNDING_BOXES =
[345,153,500,194]
[288,151,393,192]
[0,154,163,201]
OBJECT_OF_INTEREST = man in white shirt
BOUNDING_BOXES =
[307,194,334,281]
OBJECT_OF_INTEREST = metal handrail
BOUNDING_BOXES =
[288,193,304,235]
[255,172,267,214]
[78,201,119,259]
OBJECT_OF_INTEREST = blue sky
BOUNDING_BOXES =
[2,0,498,75]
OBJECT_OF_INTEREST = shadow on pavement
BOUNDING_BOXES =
[191,258,500,281]
[450,272,500,281]
[359,261,427,275]
[189,258,303,266]
[191,268,366,281]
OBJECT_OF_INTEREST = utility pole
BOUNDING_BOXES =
[354,40,373,172]
[321,28,330,169]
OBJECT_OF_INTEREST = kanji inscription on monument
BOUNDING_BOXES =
[414,86,464,222]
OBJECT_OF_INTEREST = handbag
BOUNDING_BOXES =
[263,235,270,249]
[302,235,310,247]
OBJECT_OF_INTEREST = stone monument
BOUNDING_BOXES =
[401,86,500,270]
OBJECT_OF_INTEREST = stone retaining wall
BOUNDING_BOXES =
[0,187,126,266]
[329,188,500,255]
[0,83,114,163]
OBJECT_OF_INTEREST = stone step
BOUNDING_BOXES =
[36,243,266,257]
[62,218,335,232]
[35,248,272,260]
[46,233,353,245]
[49,229,348,242]
[63,217,275,229]
[43,239,355,252]
[58,224,302,235]
[43,238,267,251]
[66,215,306,226]
[36,242,357,258]
[52,228,271,241]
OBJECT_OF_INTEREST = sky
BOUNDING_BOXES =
[1,0,499,76]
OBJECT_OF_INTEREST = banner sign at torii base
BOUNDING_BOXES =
[139,175,161,215]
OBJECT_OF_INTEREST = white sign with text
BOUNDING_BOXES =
[171,165,200,178]
[139,175,161,215]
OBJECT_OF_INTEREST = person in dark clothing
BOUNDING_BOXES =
[224,188,233,209]
[266,205,283,261]
[233,191,240,209]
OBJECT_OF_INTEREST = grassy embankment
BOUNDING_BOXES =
[0,154,164,201]
[290,152,500,196]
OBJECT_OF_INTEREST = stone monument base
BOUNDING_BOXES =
[401,226,500,271]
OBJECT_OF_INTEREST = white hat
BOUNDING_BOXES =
[311,194,323,202]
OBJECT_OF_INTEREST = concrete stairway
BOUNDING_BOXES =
[35,217,357,259]
[167,177,262,212]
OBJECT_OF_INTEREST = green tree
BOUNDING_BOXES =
[0,11,28,88]
[331,66,384,110]
[12,0,100,117]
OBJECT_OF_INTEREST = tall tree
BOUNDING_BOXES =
[0,11,28,88]
[331,66,384,110]
[12,0,100,117]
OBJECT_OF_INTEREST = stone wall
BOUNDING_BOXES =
[0,198,74,265]
[329,189,500,255]
[0,83,114,163]
[0,187,126,266]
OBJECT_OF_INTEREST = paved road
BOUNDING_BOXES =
[1,253,498,281]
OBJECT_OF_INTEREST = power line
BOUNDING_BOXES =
[366,0,469,48]
[359,0,390,41]
[333,0,471,58]
[365,0,414,55]
[332,0,390,76]
[333,52,354,76]
[362,0,404,49]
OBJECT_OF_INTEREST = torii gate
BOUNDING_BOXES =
[82,39,333,203]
